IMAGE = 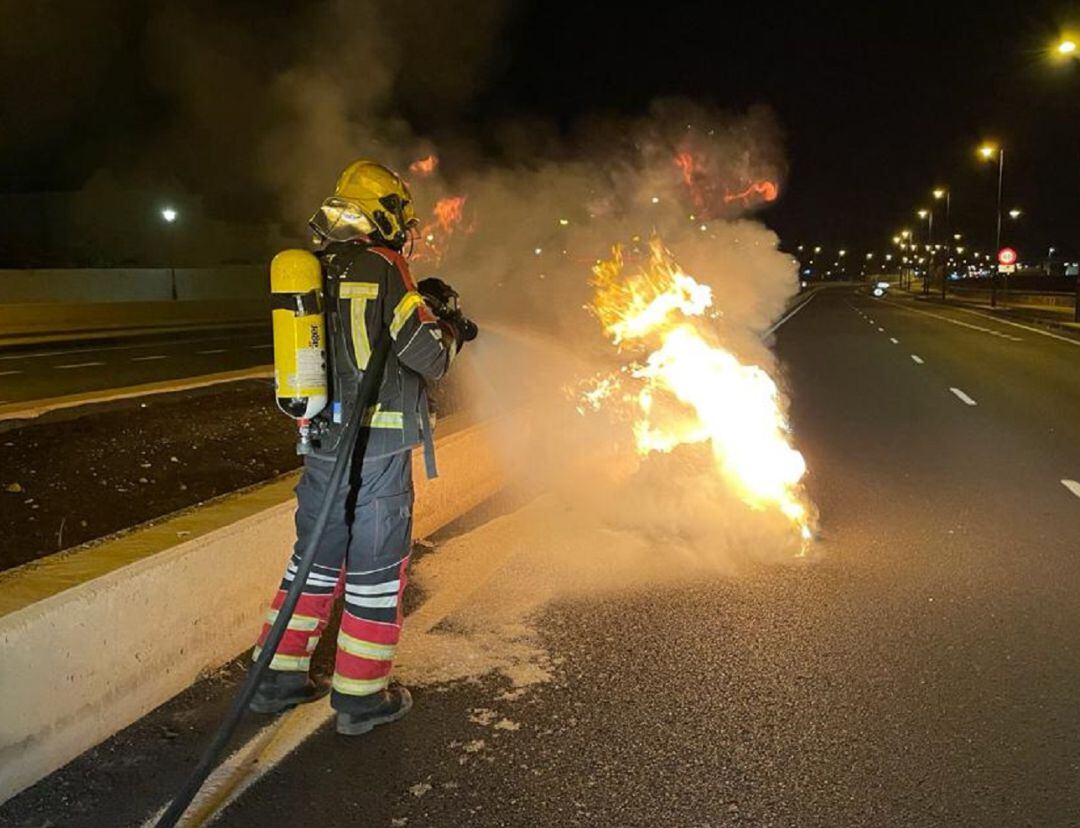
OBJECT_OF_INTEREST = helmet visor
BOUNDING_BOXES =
[309,197,375,242]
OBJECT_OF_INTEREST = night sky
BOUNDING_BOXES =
[1,0,1077,263]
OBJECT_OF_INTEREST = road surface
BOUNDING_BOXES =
[0,328,271,405]
[5,287,1080,827]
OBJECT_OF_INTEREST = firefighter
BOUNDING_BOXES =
[250,160,468,735]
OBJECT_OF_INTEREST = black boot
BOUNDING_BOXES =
[249,670,327,715]
[335,686,413,735]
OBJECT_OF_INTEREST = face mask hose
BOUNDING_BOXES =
[154,329,392,828]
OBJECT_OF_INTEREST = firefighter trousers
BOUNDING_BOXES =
[254,448,414,714]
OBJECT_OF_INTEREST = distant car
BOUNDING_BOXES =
[871,281,889,298]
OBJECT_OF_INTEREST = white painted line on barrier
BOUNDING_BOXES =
[890,337,899,344]
[1061,479,1080,500]
[54,362,105,369]
[911,354,924,364]
[131,355,168,361]
[950,387,978,406]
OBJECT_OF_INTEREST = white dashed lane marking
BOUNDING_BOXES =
[249,344,273,350]
[197,349,228,355]
[131,355,168,362]
[0,370,21,376]
[878,327,885,332]
[54,362,105,369]
[1063,480,1080,500]
[890,338,899,344]
[950,387,978,406]
[910,354,924,364]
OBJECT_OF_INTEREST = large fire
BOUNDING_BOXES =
[583,236,813,546]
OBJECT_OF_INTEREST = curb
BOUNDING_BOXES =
[0,416,509,803]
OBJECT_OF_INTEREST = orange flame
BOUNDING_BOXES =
[415,195,470,264]
[409,155,439,176]
[673,152,705,209]
[724,180,779,204]
[581,235,813,548]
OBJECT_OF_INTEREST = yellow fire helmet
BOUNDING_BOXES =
[330,159,418,248]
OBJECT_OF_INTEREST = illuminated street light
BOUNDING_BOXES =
[977,142,1006,306]
[813,246,822,253]
[933,188,946,200]
[866,252,873,260]
[1009,208,1022,219]
[917,208,928,219]
[1056,38,1077,55]
[839,249,847,257]
[161,207,178,223]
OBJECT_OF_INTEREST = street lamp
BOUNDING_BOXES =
[1053,36,1077,58]
[160,206,179,299]
[1009,208,1022,219]
[933,187,952,299]
[917,208,933,294]
[977,142,1005,307]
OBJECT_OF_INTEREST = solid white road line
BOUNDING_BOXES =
[890,337,899,344]
[54,361,105,369]
[910,354,924,364]
[131,355,168,361]
[950,387,978,406]
[933,303,1080,347]
[881,299,1022,341]
[764,289,822,335]
[1062,480,1080,500]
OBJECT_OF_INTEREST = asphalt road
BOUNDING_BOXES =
[6,287,1080,827]
[0,327,272,405]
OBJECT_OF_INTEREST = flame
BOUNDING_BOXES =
[673,152,778,213]
[415,195,469,264]
[585,235,813,546]
[673,152,705,209]
[409,155,439,176]
[724,180,779,204]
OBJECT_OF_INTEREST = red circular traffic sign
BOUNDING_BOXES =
[998,247,1017,265]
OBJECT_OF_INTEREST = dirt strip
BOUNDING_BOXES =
[0,380,299,571]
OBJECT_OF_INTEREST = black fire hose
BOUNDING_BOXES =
[155,329,392,828]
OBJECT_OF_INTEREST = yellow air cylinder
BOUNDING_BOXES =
[270,249,328,420]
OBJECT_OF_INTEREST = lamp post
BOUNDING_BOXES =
[977,144,1005,306]
[917,208,932,294]
[933,188,951,299]
[161,206,179,300]
[1051,36,1080,318]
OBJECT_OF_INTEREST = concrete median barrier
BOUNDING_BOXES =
[0,416,508,803]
